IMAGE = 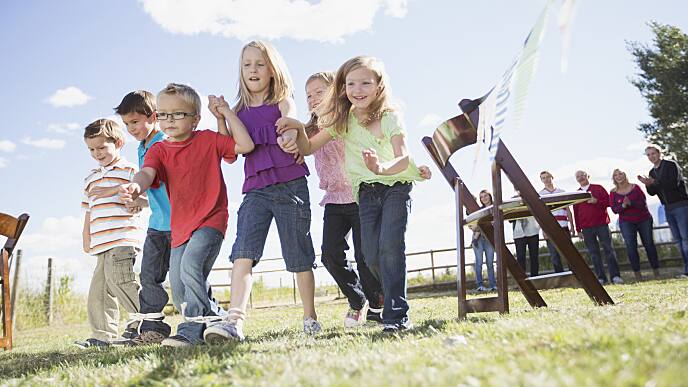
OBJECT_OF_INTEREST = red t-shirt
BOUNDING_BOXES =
[143,130,237,247]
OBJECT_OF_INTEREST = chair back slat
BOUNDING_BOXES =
[0,214,19,239]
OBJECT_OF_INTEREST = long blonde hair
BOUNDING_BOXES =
[304,71,334,136]
[317,56,392,135]
[234,40,293,111]
[611,168,629,192]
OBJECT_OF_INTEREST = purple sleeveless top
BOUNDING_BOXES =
[237,104,309,193]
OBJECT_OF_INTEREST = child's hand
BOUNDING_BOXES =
[419,165,432,180]
[124,201,142,214]
[208,95,224,119]
[362,148,382,175]
[277,129,299,154]
[275,117,303,135]
[294,153,305,164]
[89,185,120,199]
[216,96,234,117]
[118,183,141,203]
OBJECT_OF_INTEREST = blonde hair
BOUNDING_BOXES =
[317,56,393,135]
[157,83,201,115]
[611,168,629,191]
[84,119,125,145]
[235,41,293,111]
[304,71,334,136]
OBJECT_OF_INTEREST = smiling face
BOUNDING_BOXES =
[120,112,156,142]
[306,78,329,113]
[241,46,273,97]
[645,147,661,165]
[613,169,627,185]
[575,170,589,186]
[345,67,379,112]
[85,135,121,167]
[157,94,200,142]
[479,191,492,206]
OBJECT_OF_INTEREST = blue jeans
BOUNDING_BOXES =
[472,235,496,288]
[581,225,620,282]
[169,227,223,343]
[545,226,569,273]
[321,203,383,310]
[619,218,660,272]
[358,182,412,325]
[139,228,172,336]
[666,205,688,274]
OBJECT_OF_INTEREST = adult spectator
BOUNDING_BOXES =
[538,171,574,272]
[468,190,497,291]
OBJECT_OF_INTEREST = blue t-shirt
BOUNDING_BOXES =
[139,131,171,231]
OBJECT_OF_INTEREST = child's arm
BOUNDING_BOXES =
[217,102,254,155]
[82,212,91,254]
[362,134,409,176]
[277,98,299,154]
[275,117,333,156]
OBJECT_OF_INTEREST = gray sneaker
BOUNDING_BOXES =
[130,330,167,346]
[161,335,194,348]
[204,321,245,343]
[611,276,624,285]
[303,317,322,335]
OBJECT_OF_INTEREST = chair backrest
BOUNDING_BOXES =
[0,213,29,257]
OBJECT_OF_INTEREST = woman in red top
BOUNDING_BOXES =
[610,169,660,280]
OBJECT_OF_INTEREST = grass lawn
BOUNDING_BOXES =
[1,278,687,386]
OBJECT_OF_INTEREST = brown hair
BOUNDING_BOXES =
[304,71,334,136]
[234,40,293,112]
[317,56,393,135]
[113,90,156,116]
[84,119,125,145]
[479,189,493,207]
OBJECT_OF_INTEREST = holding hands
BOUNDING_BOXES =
[273,117,300,155]
[208,95,231,119]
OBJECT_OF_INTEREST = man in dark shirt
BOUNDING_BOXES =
[638,144,688,277]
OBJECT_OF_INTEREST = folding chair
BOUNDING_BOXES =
[1,212,29,350]
[422,96,612,319]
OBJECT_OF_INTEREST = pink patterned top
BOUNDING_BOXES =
[310,128,355,206]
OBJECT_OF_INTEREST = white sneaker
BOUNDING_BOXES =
[204,320,245,343]
[612,276,624,285]
[344,300,368,328]
[303,317,322,335]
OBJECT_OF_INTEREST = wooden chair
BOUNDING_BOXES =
[0,212,29,350]
[422,97,613,319]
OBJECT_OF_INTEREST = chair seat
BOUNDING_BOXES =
[464,191,591,225]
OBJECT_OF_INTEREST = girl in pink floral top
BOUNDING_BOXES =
[305,72,383,326]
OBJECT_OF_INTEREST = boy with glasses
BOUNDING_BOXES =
[95,83,254,346]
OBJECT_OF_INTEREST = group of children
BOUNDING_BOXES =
[78,41,430,348]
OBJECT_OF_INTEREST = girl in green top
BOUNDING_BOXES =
[277,56,430,333]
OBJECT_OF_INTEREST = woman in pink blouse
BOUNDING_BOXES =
[304,72,383,327]
[610,168,660,280]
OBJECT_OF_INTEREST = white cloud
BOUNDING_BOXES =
[0,157,6,168]
[47,86,91,107]
[140,0,408,43]
[22,137,66,150]
[20,216,83,254]
[0,140,16,152]
[417,113,443,129]
[47,122,81,134]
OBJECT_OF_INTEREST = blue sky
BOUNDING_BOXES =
[1,0,686,292]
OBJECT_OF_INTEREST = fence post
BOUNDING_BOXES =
[10,249,22,331]
[430,250,436,286]
[45,258,54,325]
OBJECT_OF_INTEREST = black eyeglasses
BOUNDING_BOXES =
[156,112,196,121]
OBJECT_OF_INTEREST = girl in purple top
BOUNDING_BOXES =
[304,71,384,327]
[204,41,320,344]
[610,168,660,280]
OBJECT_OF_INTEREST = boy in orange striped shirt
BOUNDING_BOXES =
[75,118,144,348]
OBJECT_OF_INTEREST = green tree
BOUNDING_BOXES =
[628,22,688,168]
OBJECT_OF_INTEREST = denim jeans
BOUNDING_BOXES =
[358,182,412,325]
[514,235,539,276]
[138,228,172,336]
[321,203,383,310]
[619,218,660,272]
[666,205,688,274]
[545,226,569,273]
[472,235,496,288]
[169,227,223,343]
[581,225,620,282]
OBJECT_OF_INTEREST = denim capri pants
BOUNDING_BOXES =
[230,177,316,272]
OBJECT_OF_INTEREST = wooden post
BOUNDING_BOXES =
[455,178,467,319]
[292,273,297,304]
[10,249,21,331]
[45,258,53,325]
[492,161,509,314]
[430,250,436,286]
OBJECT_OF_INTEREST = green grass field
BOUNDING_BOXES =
[1,278,687,386]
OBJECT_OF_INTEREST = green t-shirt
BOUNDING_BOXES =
[326,110,423,201]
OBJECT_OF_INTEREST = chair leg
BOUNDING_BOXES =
[2,250,11,350]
